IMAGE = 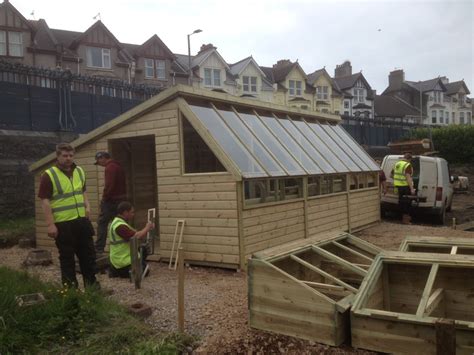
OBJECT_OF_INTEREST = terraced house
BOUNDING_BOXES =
[0,0,188,90]
[382,69,472,125]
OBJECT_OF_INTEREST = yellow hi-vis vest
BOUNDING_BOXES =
[393,160,411,187]
[108,216,136,269]
[44,166,86,223]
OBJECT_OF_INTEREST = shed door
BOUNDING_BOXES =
[109,135,158,252]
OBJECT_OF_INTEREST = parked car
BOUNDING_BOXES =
[380,155,454,224]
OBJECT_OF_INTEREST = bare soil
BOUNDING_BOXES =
[1,186,473,354]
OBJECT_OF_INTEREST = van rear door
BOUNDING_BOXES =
[418,158,437,207]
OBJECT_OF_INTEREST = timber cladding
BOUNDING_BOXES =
[248,232,382,346]
[31,86,381,269]
[351,252,474,354]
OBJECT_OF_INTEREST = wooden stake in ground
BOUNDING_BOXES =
[178,247,185,333]
[130,236,142,289]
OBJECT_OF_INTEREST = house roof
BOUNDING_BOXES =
[333,73,373,99]
[374,95,420,118]
[405,78,446,93]
[307,68,343,95]
[30,85,360,176]
[30,19,58,52]
[0,0,34,32]
[444,80,470,95]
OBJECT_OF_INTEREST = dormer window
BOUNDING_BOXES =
[145,59,166,80]
[243,76,257,93]
[86,47,111,69]
[204,68,221,87]
[316,86,329,100]
[0,30,23,57]
[433,91,442,103]
[289,80,302,96]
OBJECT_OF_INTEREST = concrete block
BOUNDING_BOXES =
[127,302,152,319]
[23,249,52,266]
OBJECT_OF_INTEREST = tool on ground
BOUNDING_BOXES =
[169,219,185,270]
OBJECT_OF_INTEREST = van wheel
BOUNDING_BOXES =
[435,205,446,225]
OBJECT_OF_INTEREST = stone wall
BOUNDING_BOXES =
[0,130,77,217]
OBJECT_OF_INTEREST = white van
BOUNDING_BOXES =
[380,155,454,224]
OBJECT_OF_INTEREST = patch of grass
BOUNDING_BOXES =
[0,267,198,354]
[0,217,35,247]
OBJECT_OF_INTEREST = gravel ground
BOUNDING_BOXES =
[1,186,473,354]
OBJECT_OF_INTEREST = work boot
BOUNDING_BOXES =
[402,214,412,225]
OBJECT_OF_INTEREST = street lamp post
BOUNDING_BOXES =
[187,29,202,86]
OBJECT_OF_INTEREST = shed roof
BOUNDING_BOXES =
[30,85,378,177]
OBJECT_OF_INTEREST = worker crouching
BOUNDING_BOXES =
[108,201,154,278]
[392,153,416,224]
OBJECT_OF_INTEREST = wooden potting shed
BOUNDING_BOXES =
[30,85,381,269]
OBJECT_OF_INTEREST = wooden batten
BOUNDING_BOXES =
[351,251,474,354]
[400,236,474,256]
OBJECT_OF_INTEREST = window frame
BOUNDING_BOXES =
[204,68,221,87]
[0,30,23,57]
[289,80,302,96]
[243,75,257,93]
[86,46,111,69]
[144,58,166,80]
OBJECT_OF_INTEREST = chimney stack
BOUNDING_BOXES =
[388,69,405,90]
[334,61,352,78]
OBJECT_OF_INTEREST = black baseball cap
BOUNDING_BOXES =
[94,151,110,164]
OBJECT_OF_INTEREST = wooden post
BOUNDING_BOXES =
[130,236,141,289]
[435,318,456,355]
[177,247,185,333]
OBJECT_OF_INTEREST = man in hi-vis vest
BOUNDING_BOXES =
[108,201,154,278]
[38,143,98,288]
[392,152,416,224]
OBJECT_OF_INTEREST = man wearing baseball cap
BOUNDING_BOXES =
[94,151,127,254]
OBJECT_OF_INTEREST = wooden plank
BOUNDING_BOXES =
[450,246,458,255]
[424,288,444,317]
[290,255,358,293]
[435,319,456,355]
[311,246,367,277]
[382,266,391,311]
[331,240,374,263]
[416,263,440,318]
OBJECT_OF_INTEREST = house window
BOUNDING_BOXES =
[344,101,349,109]
[204,68,221,87]
[86,47,111,68]
[316,86,329,100]
[101,87,115,97]
[439,110,444,124]
[243,76,257,93]
[144,59,166,79]
[460,112,465,124]
[459,94,465,106]
[344,111,349,116]
[353,88,364,103]
[0,31,5,56]
[467,112,472,125]
[431,110,437,124]
[452,112,455,122]
[445,111,449,124]
[182,116,226,173]
[289,80,302,96]
[335,110,340,115]
[0,30,23,57]
[433,91,443,103]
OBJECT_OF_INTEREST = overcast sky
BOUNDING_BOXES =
[12,0,473,93]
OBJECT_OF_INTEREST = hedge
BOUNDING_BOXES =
[404,125,474,164]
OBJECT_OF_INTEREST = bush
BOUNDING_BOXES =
[0,217,35,248]
[404,125,474,164]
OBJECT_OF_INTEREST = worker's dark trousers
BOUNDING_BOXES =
[95,201,119,252]
[397,186,411,215]
[55,217,98,288]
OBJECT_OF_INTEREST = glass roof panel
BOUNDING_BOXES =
[238,112,307,176]
[291,119,350,173]
[278,118,336,173]
[306,121,362,172]
[331,125,380,171]
[259,115,323,175]
[188,105,267,177]
[319,124,371,171]
[216,109,286,176]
